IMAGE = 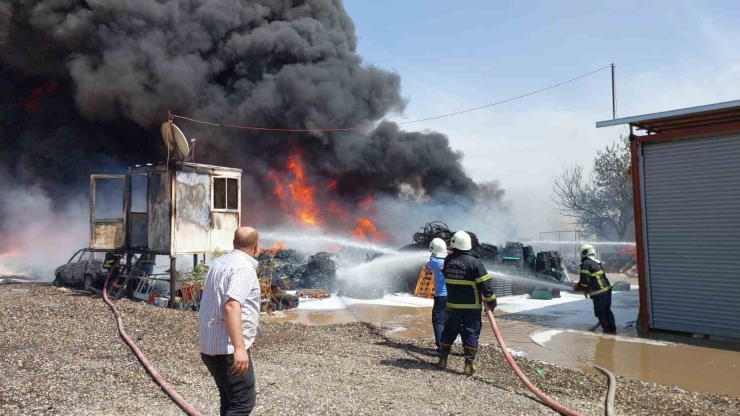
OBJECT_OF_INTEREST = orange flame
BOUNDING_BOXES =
[268,152,386,242]
[286,154,320,226]
[268,153,321,226]
[269,241,285,255]
[353,218,386,242]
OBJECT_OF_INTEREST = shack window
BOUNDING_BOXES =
[214,177,239,210]
[227,178,238,210]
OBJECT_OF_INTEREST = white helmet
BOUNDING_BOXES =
[450,231,472,251]
[429,238,448,257]
[579,243,596,258]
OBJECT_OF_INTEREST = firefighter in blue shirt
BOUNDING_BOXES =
[426,238,448,354]
[438,231,497,376]
[574,243,616,334]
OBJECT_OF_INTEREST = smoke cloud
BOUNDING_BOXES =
[0,170,89,279]
[0,0,504,265]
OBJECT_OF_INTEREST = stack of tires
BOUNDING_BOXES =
[522,245,536,274]
[535,251,565,273]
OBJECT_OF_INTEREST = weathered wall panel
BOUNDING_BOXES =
[174,171,211,253]
[91,222,124,249]
[148,173,171,253]
[211,212,238,252]
[130,212,148,249]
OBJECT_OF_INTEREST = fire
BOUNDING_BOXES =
[269,241,285,255]
[269,153,320,226]
[266,171,288,212]
[353,218,386,242]
[261,241,286,256]
[268,151,386,242]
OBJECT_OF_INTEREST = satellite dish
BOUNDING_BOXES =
[160,121,190,160]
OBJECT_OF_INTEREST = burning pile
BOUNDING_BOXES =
[267,151,386,242]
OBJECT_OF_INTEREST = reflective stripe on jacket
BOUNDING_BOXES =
[442,250,496,309]
[579,257,612,296]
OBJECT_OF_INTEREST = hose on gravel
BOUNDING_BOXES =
[102,262,203,416]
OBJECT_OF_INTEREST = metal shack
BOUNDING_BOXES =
[90,162,242,254]
[597,100,740,339]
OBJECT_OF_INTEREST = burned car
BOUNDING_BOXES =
[53,248,107,290]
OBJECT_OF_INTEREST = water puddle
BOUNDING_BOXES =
[265,303,740,398]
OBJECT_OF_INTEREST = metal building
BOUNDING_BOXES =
[597,100,740,339]
[90,162,242,255]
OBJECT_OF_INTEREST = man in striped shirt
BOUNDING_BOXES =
[199,227,261,415]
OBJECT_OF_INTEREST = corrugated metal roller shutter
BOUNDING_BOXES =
[642,134,740,337]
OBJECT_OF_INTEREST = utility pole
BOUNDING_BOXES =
[168,110,178,308]
[611,63,616,119]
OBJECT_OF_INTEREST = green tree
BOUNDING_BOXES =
[552,139,634,241]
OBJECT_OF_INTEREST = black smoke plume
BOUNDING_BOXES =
[0,0,497,248]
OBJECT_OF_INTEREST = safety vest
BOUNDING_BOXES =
[443,250,497,310]
[579,257,612,296]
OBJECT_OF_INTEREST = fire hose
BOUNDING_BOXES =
[100,261,610,416]
[482,300,616,416]
[103,264,203,416]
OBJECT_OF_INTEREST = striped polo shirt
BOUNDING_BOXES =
[198,250,261,355]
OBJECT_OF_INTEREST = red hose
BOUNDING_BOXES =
[483,302,584,416]
[103,264,203,416]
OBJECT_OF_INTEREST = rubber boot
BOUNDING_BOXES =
[463,346,477,377]
[463,360,475,376]
[438,344,451,370]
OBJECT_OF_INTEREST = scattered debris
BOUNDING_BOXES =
[296,289,332,299]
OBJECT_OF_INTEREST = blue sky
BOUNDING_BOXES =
[345,0,740,238]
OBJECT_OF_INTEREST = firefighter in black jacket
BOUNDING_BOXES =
[575,243,617,334]
[438,231,497,376]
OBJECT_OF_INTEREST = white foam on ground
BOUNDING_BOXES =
[386,326,407,334]
[530,330,565,346]
[507,347,527,357]
[496,291,639,328]
[496,292,585,314]
[530,329,674,347]
[296,293,434,311]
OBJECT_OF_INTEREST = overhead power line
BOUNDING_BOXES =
[171,64,612,133]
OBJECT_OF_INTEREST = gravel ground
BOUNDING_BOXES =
[1,284,739,416]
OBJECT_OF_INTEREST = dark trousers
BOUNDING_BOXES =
[592,289,617,334]
[439,308,482,363]
[432,296,447,350]
[201,352,256,416]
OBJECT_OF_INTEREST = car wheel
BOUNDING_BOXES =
[52,273,62,287]
[83,274,93,292]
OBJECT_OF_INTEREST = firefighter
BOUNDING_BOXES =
[426,238,448,354]
[438,231,497,376]
[575,243,617,334]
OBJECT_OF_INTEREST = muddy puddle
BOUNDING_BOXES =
[265,304,740,398]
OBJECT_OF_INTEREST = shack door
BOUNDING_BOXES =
[90,175,127,250]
